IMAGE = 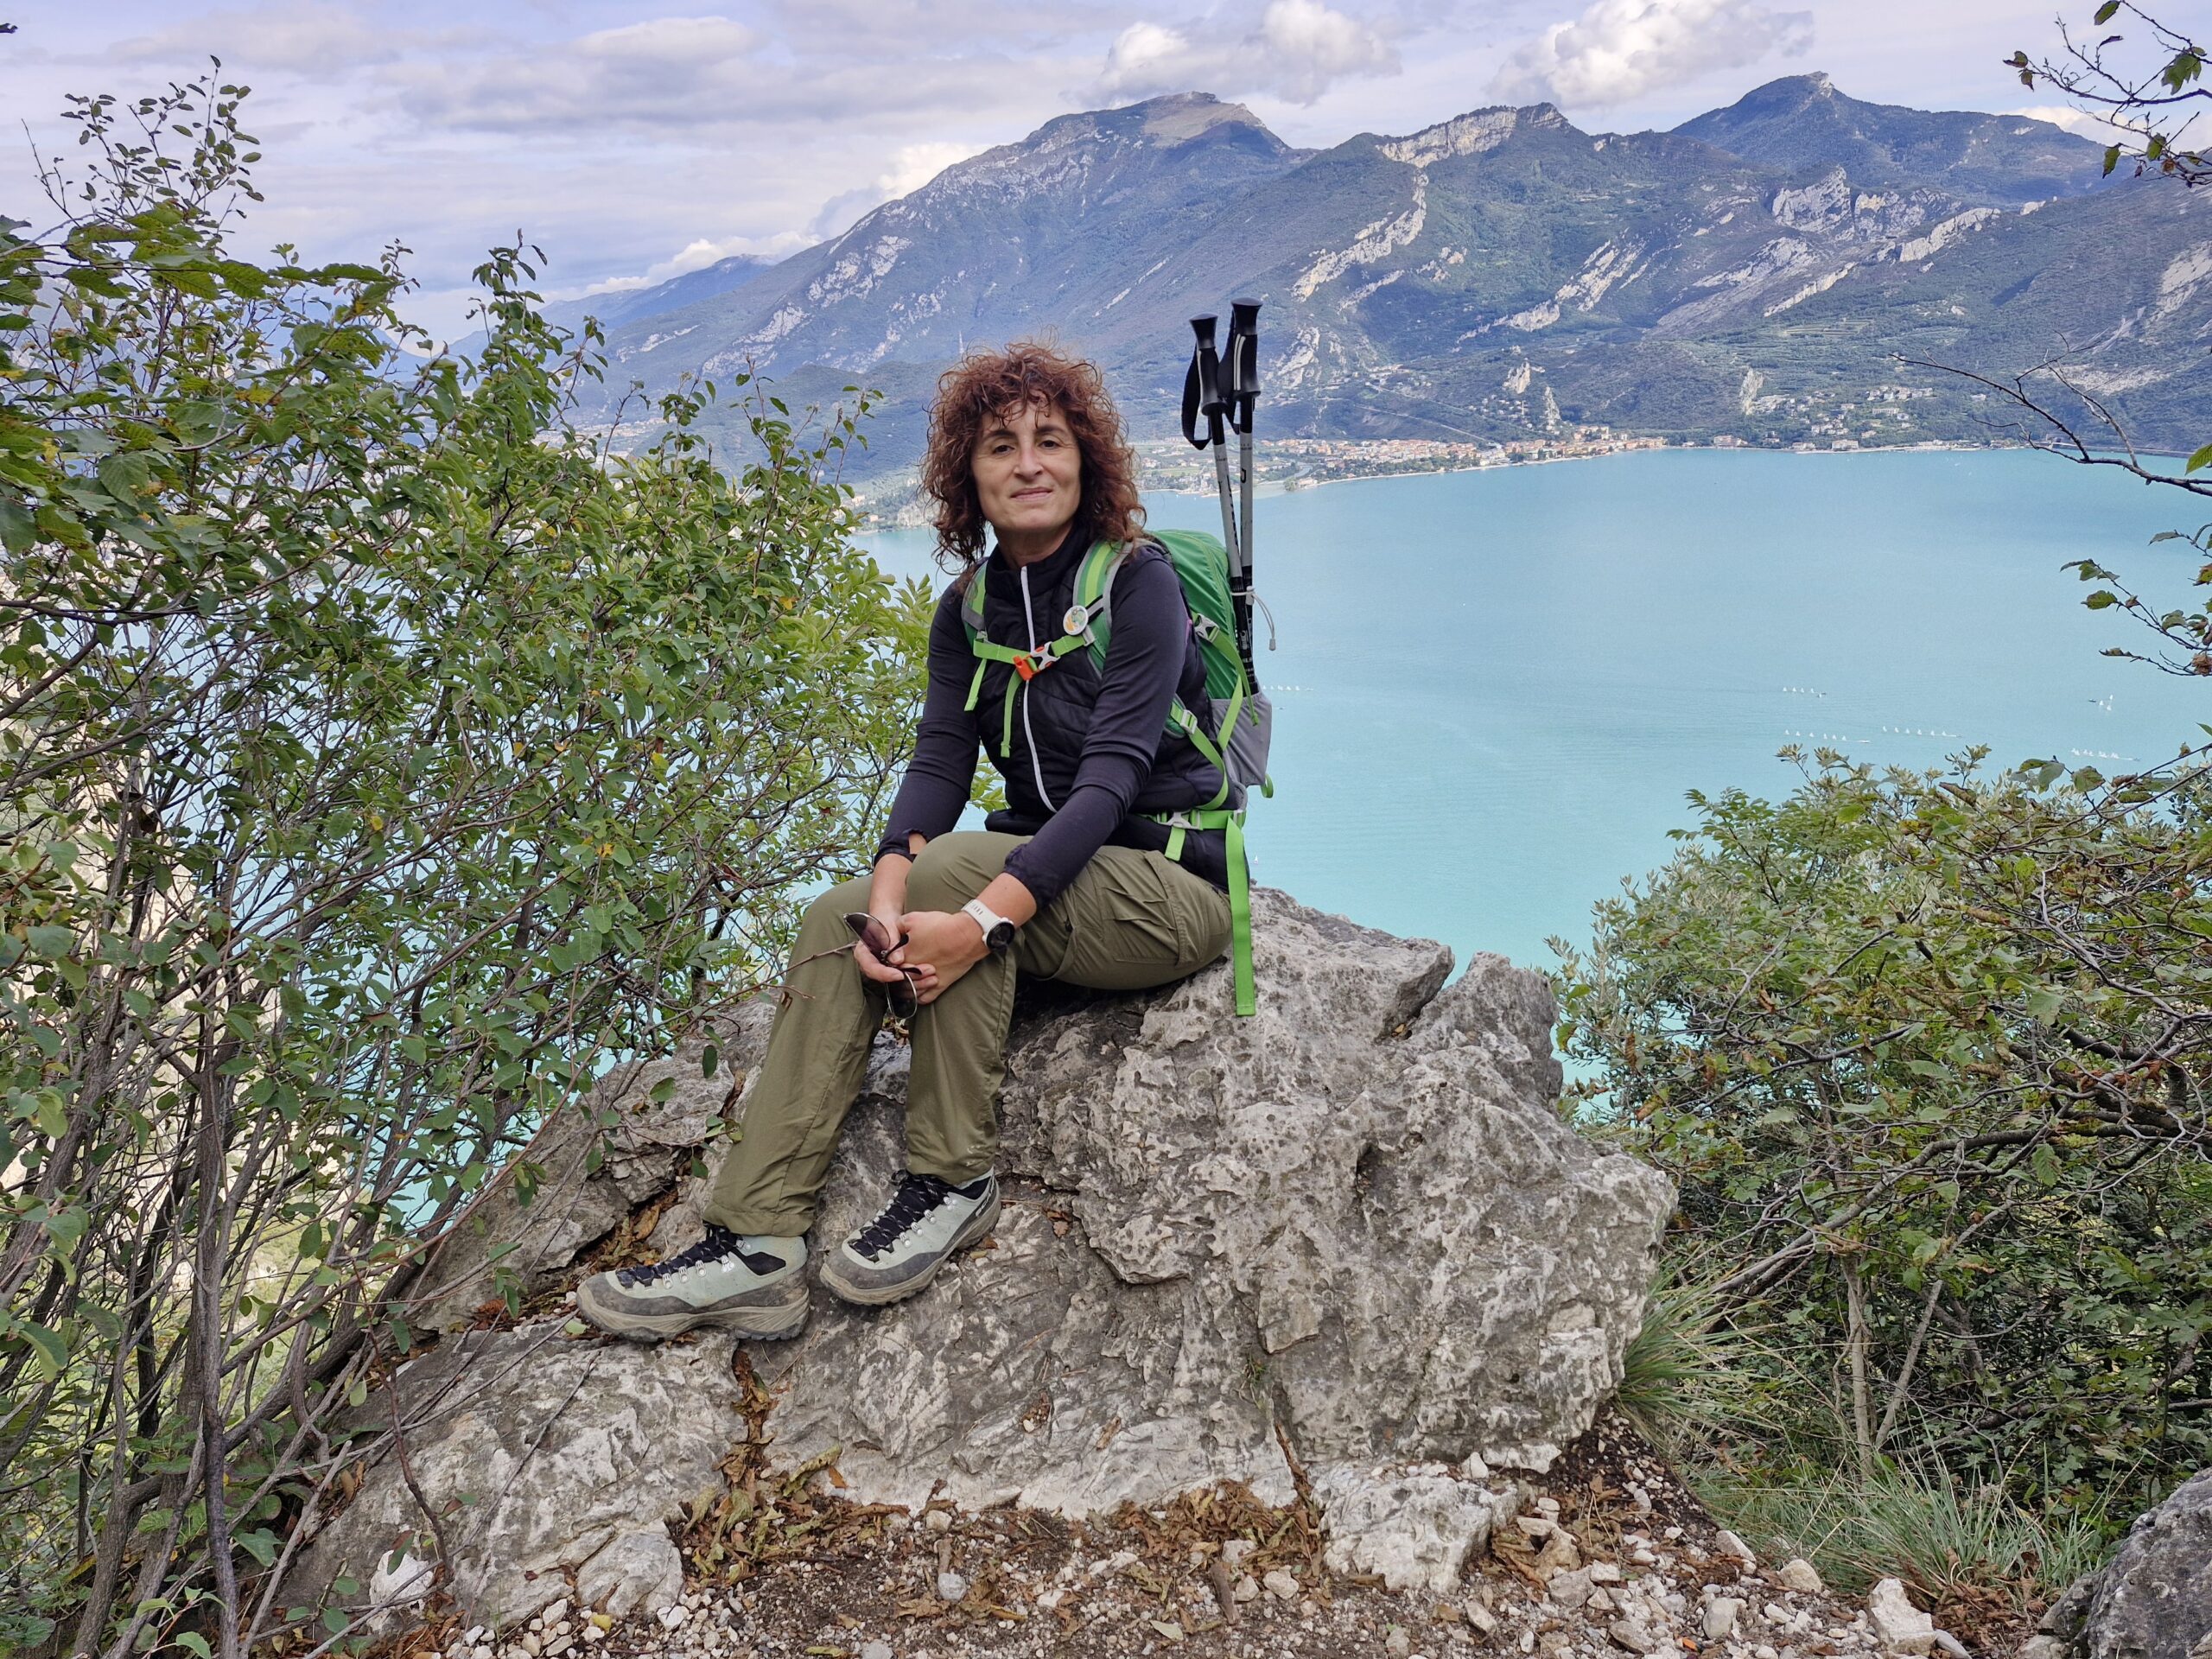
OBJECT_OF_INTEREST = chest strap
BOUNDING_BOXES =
[959,562,1111,754]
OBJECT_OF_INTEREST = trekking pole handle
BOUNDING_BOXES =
[1183,315,1219,450]
[1190,315,1228,444]
[1225,298,1261,434]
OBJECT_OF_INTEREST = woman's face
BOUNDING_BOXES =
[971,398,1082,550]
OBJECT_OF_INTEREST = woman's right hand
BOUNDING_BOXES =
[855,850,914,984]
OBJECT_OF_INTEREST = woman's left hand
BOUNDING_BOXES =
[893,908,991,1004]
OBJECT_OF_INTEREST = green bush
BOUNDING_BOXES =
[1554,745,2212,1541]
[0,79,925,1653]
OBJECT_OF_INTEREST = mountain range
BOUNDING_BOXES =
[548,74,2210,475]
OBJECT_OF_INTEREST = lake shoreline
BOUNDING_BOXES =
[856,434,2171,525]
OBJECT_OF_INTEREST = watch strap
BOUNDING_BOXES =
[961,897,1016,951]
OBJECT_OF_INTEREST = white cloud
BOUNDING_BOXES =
[2006,104,2127,143]
[807,140,986,239]
[577,16,760,64]
[107,4,414,71]
[1491,0,1815,111]
[1104,22,1192,92]
[576,232,812,297]
[387,14,772,131]
[1103,0,1397,105]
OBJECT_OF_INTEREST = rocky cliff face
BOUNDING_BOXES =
[2031,1467,2212,1659]
[290,892,1673,1628]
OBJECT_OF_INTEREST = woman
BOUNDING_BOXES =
[579,342,1238,1341]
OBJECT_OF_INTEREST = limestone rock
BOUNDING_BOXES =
[289,1328,747,1627]
[1535,1528,1584,1575]
[1868,1579,1934,1655]
[1705,1598,1744,1641]
[2042,1469,2212,1659]
[1310,1463,1523,1592]
[296,892,1672,1624]
[365,1547,435,1630]
[1780,1557,1826,1595]
[574,1529,683,1618]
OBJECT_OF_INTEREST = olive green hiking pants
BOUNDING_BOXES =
[702,831,1232,1236]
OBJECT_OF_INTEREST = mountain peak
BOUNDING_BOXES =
[1379,101,1576,166]
[1022,92,1286,155]
[1674,72,2106,204]
[1124,91,1269,143]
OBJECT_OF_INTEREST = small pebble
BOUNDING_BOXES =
[1715,1529,1757,1564]
[1389,1627,1413,1657]
[1779,1559,1824,1595]
[937,1569,969,1602]
[861,1645,893,1659]
[1233,1575,1261,1604]
[656,1606,686,1632]
[1264,1569,1301,1600]
[925,1508,952,1534]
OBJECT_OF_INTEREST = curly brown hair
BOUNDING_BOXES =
[921,341,1147,574]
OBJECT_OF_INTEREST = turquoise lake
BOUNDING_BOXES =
[861,448,2209,981]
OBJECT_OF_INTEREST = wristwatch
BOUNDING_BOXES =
[960,897,1018,953]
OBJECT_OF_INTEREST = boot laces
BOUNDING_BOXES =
[619,1224,741,1287]
[854,1173,957,1260]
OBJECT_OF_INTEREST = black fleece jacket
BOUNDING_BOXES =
[874,527,1230,910]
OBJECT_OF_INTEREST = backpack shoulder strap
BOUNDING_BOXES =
[1073,537,1154,668]
[958,562,988,640]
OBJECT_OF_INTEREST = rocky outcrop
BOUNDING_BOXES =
[2033,1469,2212,1659]
[292,891,1673,1626]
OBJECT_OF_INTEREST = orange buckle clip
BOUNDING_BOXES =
[1014,654,1039,681]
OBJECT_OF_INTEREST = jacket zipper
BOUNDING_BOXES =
[1017,564,1057,811]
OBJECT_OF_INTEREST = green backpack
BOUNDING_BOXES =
[958,530,1273,1014]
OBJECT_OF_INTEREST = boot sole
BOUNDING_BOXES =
[575,1275,810,1344]
[819,1192,1001,1307]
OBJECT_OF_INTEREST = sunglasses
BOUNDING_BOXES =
[842,912,921,1019]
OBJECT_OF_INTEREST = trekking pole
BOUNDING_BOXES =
[1224,298,1262,682]
[1183,315,1242,575]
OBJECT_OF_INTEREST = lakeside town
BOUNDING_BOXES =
[849,425,1999,528]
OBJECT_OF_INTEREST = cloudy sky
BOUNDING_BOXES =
[2,0,2105,338]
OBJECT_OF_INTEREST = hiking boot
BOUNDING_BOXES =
[575,1224,810,1342]
[819,1172,1000,1306]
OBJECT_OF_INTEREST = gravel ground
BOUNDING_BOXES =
[385,1412,1986,1659]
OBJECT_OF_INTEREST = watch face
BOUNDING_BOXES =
[987,920,1017,951]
